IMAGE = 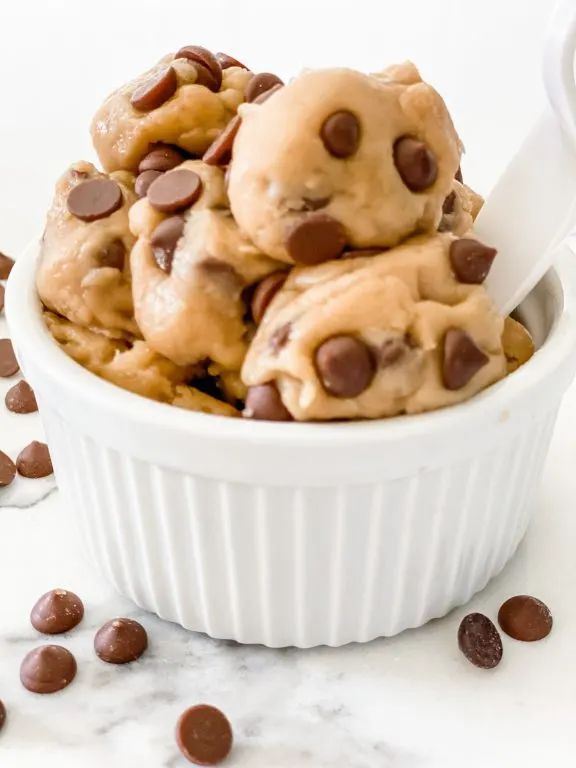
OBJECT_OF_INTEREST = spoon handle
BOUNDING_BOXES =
[543,0,576,142]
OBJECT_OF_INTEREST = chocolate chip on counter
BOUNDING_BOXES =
[20,645,77,693]
[253,83,283,105]
[0,450,16,487]
[0,284,4,313]
[131,66,178,112]
[379,338,408,368]
[442,191,456,215]
[67,179,123,222]
[449,238,497,284]
[458,613,503,669]
[138,144,186,173]
[147,169,203,213]
[244,383,293,421]
[285,213,346,265]
[98,239,126,270]
[216,52,248,70]
[16,441,53,479]
[245,72,284,103]
[31,589,84,635]
[176,704,233,766]
[251,271,288,324]
[0,700,5,732]
[393,136,438,192]
[175,46,222,92]
[321,110,361,159]
[498,595,553,642]
[135,170,162,198]
[0,252,14,279]
[455,166,464,183]
[442,329,489,390]
[0,339,19,378]
[202,116,242,166]
[315,335,376,398]
[5,380,38,414]
[269,322,291,354]
[150,216,185,273]
[94,618,148,664]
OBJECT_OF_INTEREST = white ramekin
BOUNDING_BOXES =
[6,242,576,647]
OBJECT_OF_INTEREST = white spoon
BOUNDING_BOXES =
[476,0,576,316]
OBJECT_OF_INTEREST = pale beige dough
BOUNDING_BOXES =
[242,233,508,421]
[37,162,138,338]
[228,64,462,263]
[92,56,252,172]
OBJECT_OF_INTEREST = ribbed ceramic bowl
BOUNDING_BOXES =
[6,242,576,647]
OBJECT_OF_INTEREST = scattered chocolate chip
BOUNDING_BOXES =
[442,329,489,390]
[20,645,77,693]
[198,259,243,294]
[253,83,283,104]
[150,216,185,273]
[147,169,203,213]
[202,116,241,166]
[98,239,126,270]
[94,618,148,664]
[442,191,456,215]
[67,179,123,222]
[285,213,346,265]
[0,339,19,377]
[131,66,178,111]
[380,338,408,367]
[245,72,284,103]
[0,450,16,487]
[244,383,293,421]
[269,322,291,353]
[498,595,553,642]
[135,170,162,198]
[5,380,38,414]
[175,46,222,92]
[216,52,248,70]
[455,166,464,183]
[449,238,497,284]
[192,64,220,91]
[393,136,438,192]
[0,284,4,313]
[139,144,186,173]
[299,196,331,212]
[458,613,503,669]
[176,704,233,766]
[16,441,53,479]
[0,700,5,732]
[251,272,288,324]
[315,335,376,398]
[31,589,84,635]
[0,252,14,279]
[321,110,361,159]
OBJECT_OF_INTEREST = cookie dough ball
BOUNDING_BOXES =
[439,180,484,236]
[228,65,462,264]
[37,162,138,338]
[91,47,253,172]
[129,160,282,371]
[242,232,506,421]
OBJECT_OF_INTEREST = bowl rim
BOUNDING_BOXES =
[6,239,576,448]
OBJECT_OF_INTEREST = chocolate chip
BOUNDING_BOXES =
[150,216,185,273]
[20,645,77,693]
[285,213,346,265]
[379,338,408,367]
[455,166,464,183]
[67,179,123,222]
[31,589,84,635]
[253,83,283,104]
[5,380,38,414]
[198,259,243,295]
[138,144,186,173]
[98,239,126,270]
[176,705,233,766]
[0,339,19,377]
[131,66,178,111]
[458,613,503,669]
[315,335,376,398]
[202,116,242,166]
[449,238,497,284]
[269,322,291,353]
[245,72,284,103]
[216,52,248,70]
[498,595,553,642]
[147,169,203,213]
[299,196,331,212]
[442,191,456,214]
[244,383,293,421]
[393,136,438,192]
[251,272,288,324]
[193,64,221,91]
[442,329,489,390]
[0,700,5,732]
[94,618,148,664]
[321,110,361,159]
[0,252,14,279]
[175,46,222,92]
[16,441,53,479]
[135,170,162,198]
[0,284,4,313]
[0,450,16,487]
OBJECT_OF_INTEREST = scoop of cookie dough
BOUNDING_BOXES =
[242,232,507,421]
[228,64,462,264]
[37,162,138,338]
[129,160,282,371]
[91,48,253,172]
